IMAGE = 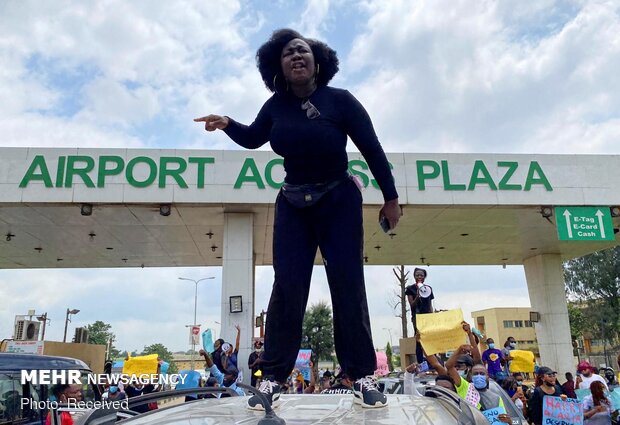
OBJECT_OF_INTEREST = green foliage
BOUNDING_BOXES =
[86,320,120,358]
[385,343,394,372]
[301,302,335,363]
[142,343,178,374]
[567,303,587,340]
[564,246,620,345]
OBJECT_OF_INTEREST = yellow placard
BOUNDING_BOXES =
[508,350,535,373]
[417,309,465,355]
[122,354,159,376]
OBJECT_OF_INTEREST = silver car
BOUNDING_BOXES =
[70,386,489,424]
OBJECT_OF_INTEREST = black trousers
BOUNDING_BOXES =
[261,177,376,382]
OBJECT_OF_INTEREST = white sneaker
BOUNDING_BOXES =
[247,380,281,411]
[353,376,387,408]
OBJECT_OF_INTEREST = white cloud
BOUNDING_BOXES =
[296,0,331,38]
[0,0,614,357]
[77,78,161,127]
[347,0,620,154]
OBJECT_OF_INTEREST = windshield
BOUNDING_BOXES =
[0,370,99,424]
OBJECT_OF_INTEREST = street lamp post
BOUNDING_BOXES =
[383,328,394,347]
[601,319,609,367]
[63,309,80,343]
[179,277,215,370]
[36,313,49,341]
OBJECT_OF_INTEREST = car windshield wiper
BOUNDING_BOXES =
[237,383,286,425]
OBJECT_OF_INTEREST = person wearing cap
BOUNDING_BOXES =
[405,267,434,363]
[527,366,566,425]
[576,360,609,391]
[248,339,264,387]
[221,324,241,376]
[198,349,245,397]
[445,344,482,409]
[211,338,226,373]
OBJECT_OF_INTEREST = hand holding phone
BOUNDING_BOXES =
[379,216,390,233]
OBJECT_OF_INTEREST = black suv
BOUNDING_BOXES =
[0,353,101,424]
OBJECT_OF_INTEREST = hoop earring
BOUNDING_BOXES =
[314,64,320,83]
[273,74,278,92]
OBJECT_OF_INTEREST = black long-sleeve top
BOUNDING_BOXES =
[223,86,398,202]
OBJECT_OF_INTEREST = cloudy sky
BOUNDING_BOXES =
[1,0,619,354]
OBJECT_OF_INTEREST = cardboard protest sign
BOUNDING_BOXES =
[122,354,159,375]
[542,396,583,425]
[508,350,535,373]
[202,329,214,353]
[417,309,465,355]
[375,351,389,377]
[482,406,506,424]
[294,349,312,381]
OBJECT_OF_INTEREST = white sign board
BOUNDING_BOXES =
[6,340,44,354]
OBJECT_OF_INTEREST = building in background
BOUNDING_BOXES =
[472,307,538,355]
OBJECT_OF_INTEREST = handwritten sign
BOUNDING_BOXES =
[417,309,465,355]
[509,350,535,373]
[122,354,159,376]
[375,351,389,377]
[482,406,506,424]
[542,396,583,425]
[294,349,312,381]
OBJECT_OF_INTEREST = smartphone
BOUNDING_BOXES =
[379,216,390,233]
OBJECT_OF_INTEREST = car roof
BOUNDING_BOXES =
[119,394,487,425]
[0,353,91,371]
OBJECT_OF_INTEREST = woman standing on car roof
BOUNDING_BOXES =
[195,28,400,410]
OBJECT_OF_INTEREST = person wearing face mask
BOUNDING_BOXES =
[198,349,245,397]
[501,377,528,416]
[577,361,609,391]
[445,344,481,409]
[470,364,511,424]
[527,366,566,425]
[501,337,517,374]
[482,338,505,381]
[103,383,126,401]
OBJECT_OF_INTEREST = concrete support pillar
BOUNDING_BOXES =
[221,213,255,384]
[523,254,574,375]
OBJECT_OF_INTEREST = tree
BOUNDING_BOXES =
[86,321,120,359]
[385,342,394,372]
[564,246,620,345]
[142,343,177,374]
[387,265,410,339]
[301,302,334,366]
[567,302,588,341]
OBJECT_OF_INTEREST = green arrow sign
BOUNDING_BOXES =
[555,207,615,241]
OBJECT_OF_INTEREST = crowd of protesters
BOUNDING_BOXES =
[401,322,620,425]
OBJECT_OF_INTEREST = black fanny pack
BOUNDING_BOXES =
[280,174,349,208]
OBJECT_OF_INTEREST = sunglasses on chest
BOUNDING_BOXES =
[301,98,320,119]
